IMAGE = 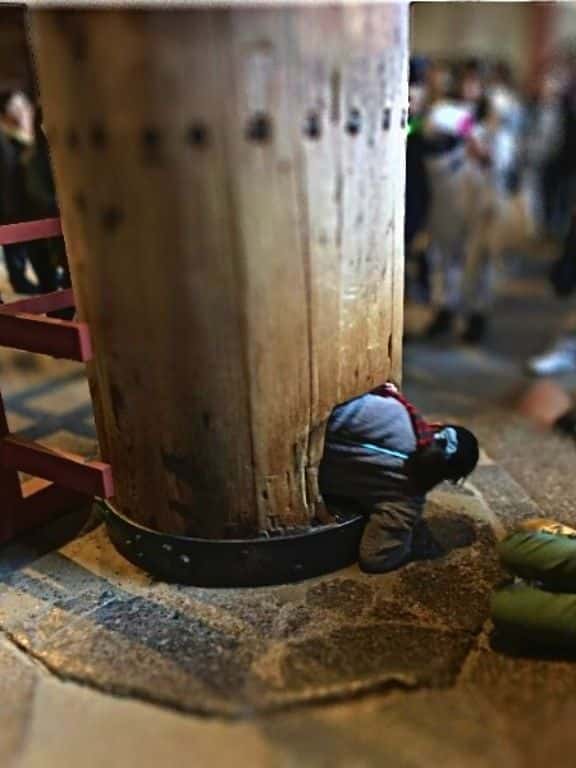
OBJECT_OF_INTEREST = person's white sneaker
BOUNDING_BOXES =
[527,337,576,376]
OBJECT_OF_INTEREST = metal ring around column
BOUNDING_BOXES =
[100,500,365,588]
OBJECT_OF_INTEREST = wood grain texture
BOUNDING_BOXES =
[30,5,408,538]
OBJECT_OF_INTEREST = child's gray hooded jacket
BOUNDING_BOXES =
[318,393,425,525]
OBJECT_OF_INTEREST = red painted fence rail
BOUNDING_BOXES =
[2,436,114,498]
[0,217,62,246]
[0,216,114,544]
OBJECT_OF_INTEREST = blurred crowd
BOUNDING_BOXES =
[0,88,69,299]
[405,50,576,369]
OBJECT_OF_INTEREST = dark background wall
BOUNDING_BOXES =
[0,4,35,95]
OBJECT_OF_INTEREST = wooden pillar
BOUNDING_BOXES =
[526,2,556,96]
[29,4,408,540]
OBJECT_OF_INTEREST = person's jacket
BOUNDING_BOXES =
[25,133,58,218]
[319,394,424,517]
[405,130,430,246]
[0,129,28,224]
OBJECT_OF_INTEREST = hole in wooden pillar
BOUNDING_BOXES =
[246,113,273,143]
[91,124,108,149]
[141,126,162,164]
[382,107,391,131]
[345,108,361,136]
[303,111,321,140]
[142,126,160,148]
[101,205,124,233]
[186,122,209,147]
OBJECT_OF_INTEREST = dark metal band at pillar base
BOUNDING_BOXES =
[100,501,366,588]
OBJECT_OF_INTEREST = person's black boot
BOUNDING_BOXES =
[462,312,487,345]
[425,307,454,339]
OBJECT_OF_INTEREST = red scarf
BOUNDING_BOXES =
[371,383,438,449]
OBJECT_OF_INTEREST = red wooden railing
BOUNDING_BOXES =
[0,217,113,544]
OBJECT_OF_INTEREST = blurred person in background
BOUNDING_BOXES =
[424,59,497,344]
[487,61,524,198]
[547,49,576,240]
[518,378,576,442]
[527,50,576,376]
[0,89,37,295]
[24,105,70,295]
[405,56,431,304]
[481,61,533,295]
[528,206,576,375]
[426,59,454,105]
[523,66,564,236]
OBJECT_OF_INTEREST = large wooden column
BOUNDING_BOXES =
[29,4,408,540]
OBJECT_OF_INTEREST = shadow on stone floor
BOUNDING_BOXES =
[412,513,478,563]
[0,494,498,718]
[489,629,576,663]
[0,506,95,578]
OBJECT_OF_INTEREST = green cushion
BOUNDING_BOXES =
[491,582,576,647]
[497,531,576,591]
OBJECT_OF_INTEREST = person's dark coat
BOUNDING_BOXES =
[405,131,430,246]
[0,129,28,224]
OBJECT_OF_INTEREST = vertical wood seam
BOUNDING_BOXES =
[222,9,260,532]
[294,49,315,519]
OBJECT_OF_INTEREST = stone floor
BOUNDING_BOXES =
[1,254,576,766]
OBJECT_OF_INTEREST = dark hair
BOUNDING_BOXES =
[475,95,490,122]
[443,426,479,480]
[409,57,428,86]
[0,90,14,117]
[405,425,479,494]
[493,61,513,87]
[463,58,483,77]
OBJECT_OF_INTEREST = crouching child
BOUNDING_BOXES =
[319,383,479,573]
